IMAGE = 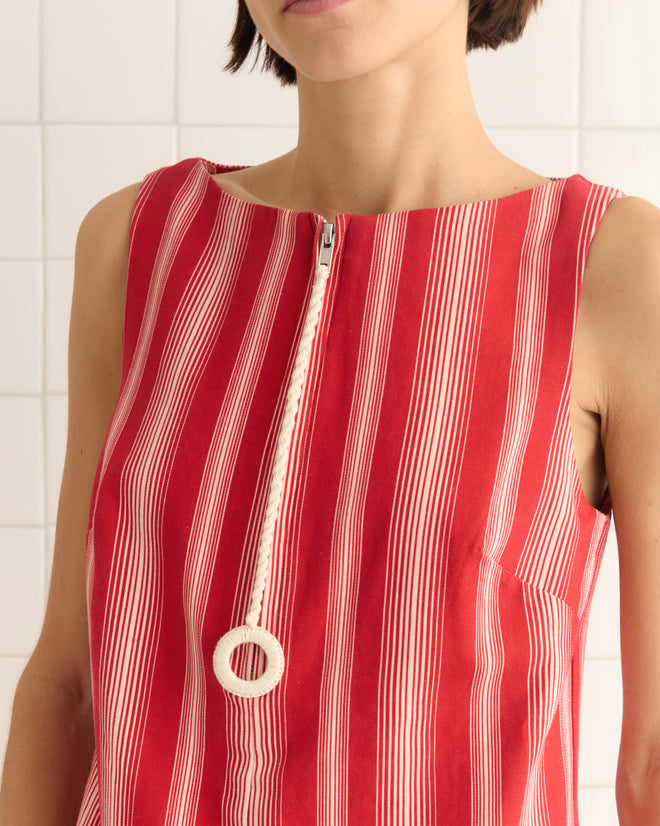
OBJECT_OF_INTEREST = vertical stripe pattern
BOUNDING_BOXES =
[79,158,624,826]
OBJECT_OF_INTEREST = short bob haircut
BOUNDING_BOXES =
[225,0,543,87]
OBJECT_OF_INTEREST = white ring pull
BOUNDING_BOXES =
[213,625,285,698]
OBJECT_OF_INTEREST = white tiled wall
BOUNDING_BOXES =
[1,0,658,820]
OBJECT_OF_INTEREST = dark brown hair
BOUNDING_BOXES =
[225,0,543,87]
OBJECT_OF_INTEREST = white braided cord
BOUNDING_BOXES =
[244,259,331,629]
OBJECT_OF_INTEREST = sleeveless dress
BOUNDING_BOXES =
[77,157,625,826]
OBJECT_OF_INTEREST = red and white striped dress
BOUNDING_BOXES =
[78,157,624,825]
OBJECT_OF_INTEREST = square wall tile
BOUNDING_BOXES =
[179,125,298,167]
[0,263,42,394]
[0,397,43,525]
[583,0,660,128]
[578,787,619,826]
[44,125,176,259]
[584,526,620,660]
[0,127,41,259]
[0,0,39,120]
[581,131,660,208]
[178,0,298,125]
[486,128,578,179]
[0,528,45,656]
[43,0,176,121]
[467,0,579,127]
[579,660,622,787]
[0,657,29,772]
[46,261,75,394]
[46,395,68,525]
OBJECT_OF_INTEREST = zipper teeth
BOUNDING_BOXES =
[243,223,336,631]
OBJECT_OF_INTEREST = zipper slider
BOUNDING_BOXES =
[318,221,336,270]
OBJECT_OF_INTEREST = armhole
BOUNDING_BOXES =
[570,183,627,516]
[118,167,165,393]
[85,166,167,545]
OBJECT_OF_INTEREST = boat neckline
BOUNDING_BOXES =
[199,158,580,222]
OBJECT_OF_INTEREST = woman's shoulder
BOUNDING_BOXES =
[584,193,660,302]
[580,192,660,416]
[78,181,143,249]
[71,181,143,386]
[74,180,143,305]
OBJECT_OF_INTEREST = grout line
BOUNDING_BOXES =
[577,0,586,171]
[0,524,51,530]
[582,656,623,663]
[37,0,44,124]
[40,256,48,607]
[38,0,50,609]
[38,0,46,260]
[25,120,298,128]
[3,119,179,127]
[0,650,41,661]
[0,656,32,668]
[577,785,616,794]
[174,0,181,161]
[0,257,74,263]
[0,524,57,530]
[0,392,67,398]
[0,258,49,263]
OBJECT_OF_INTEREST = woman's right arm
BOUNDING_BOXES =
[0,181,141,826]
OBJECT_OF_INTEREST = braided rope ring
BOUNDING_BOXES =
[213,625,285,698]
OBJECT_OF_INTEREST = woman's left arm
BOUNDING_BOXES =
[591,195,660,825]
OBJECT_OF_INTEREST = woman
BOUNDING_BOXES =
[1,0,658,823]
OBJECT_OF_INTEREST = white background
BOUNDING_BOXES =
[1,0,659,821]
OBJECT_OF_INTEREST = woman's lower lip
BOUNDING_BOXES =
[285,0,354,15]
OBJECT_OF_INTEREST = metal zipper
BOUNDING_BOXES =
[318,219,336,270]
[213,216,338,698]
